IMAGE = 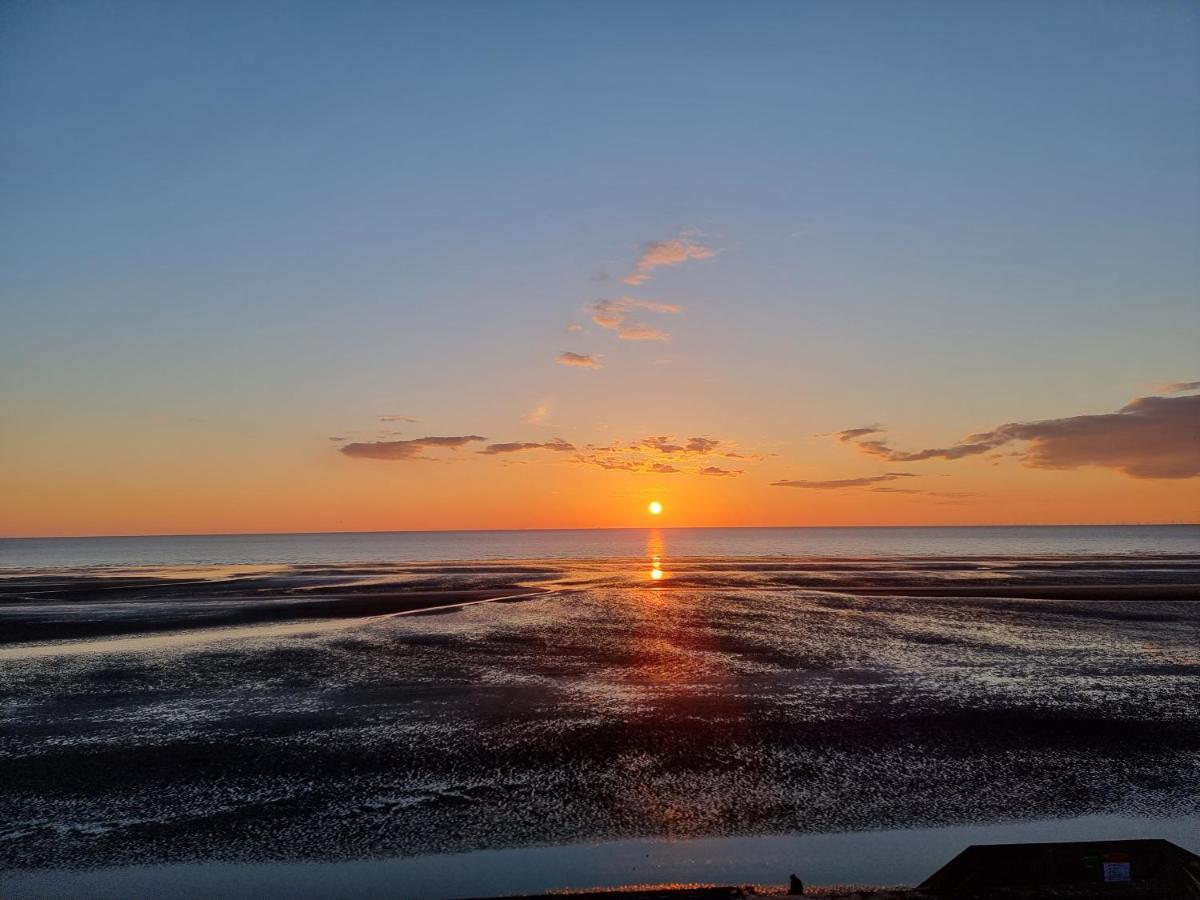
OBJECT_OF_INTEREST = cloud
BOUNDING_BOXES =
[328,436,346,442]
[589,297,682,341]
[522,403,550,424]
[617,324,669,341]
[565,323,584,333]
[635,435,723,455]
[845,393,1200,479]
[340,435,486,461]
[832,426,883,443]
[1158,380,1200,394]
[869,486,976,500]
[573,455,679,474]
[556,431,761,476]
[557,351,601,369]
[771,472,917,490]
[622,232,716,285]
[380,415,418,423]
[479,439,575,455]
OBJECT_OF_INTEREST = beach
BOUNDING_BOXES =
[2,532,1198,895]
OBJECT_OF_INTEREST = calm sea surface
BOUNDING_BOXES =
[2,525,1196,568]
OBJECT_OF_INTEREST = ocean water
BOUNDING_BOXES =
[2,526,1198,895]
[2,524,1197,568]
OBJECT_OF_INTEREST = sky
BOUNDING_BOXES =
[1,0,1198,537]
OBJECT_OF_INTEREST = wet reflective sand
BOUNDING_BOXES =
[2,544,1198,877]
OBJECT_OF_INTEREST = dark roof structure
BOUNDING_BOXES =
[917,838,1200,898]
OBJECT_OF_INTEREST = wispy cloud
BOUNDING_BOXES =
[589,297,682,341]
[573,455,683,474]
[570,433,759,476]
[556,351,601,369]
[565,323,584,333]
[634,435,722,455]
[522,402,550,424]
[380,415,418,423]
[478,439,575,455]
[841,392,1200,480]
[1158,380,1200,394]
[340,435,486,461]
[869,486,976,500]
[617,324,669,341]
[622,231,716,285]
[830,426,883,443]
[771,472,917,489]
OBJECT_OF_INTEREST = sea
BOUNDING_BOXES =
[2,524,1198,898]
[2,524,1197,568]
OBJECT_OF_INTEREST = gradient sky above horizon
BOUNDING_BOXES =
[2,0,1198,537]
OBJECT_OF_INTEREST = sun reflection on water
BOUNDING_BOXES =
[646,529,666,582]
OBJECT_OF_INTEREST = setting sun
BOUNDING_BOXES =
[648,501,663,515]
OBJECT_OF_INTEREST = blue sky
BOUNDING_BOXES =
[2,1,1197,534]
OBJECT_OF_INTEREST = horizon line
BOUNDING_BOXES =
[2,522,1198,541]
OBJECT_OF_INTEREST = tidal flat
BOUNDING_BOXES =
[1,554,1198,888]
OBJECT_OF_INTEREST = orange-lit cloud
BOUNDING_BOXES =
[556,351,601,368]
[340,435,486,461]
[772,472,917,489]
[700,466,742,477]
[622,232,716,285]
[617,324,669,341]
[1158,380,1200,394]
[844,393,1200,479]
[589,297,682,341]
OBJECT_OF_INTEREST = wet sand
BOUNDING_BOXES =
[1,555,1198,889]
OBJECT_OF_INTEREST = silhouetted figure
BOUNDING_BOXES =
[788,873,804,895]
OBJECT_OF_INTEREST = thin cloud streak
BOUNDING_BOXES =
[771,472,917,489]
[617,324,669,341]
[340,435,487,461]
[831,426,883,443]
[478,439,575,455]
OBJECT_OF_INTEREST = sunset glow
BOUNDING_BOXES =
[2,6,1198,895]
[0,3,1196,539]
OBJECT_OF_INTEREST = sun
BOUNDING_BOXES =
[648,501,663,515]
